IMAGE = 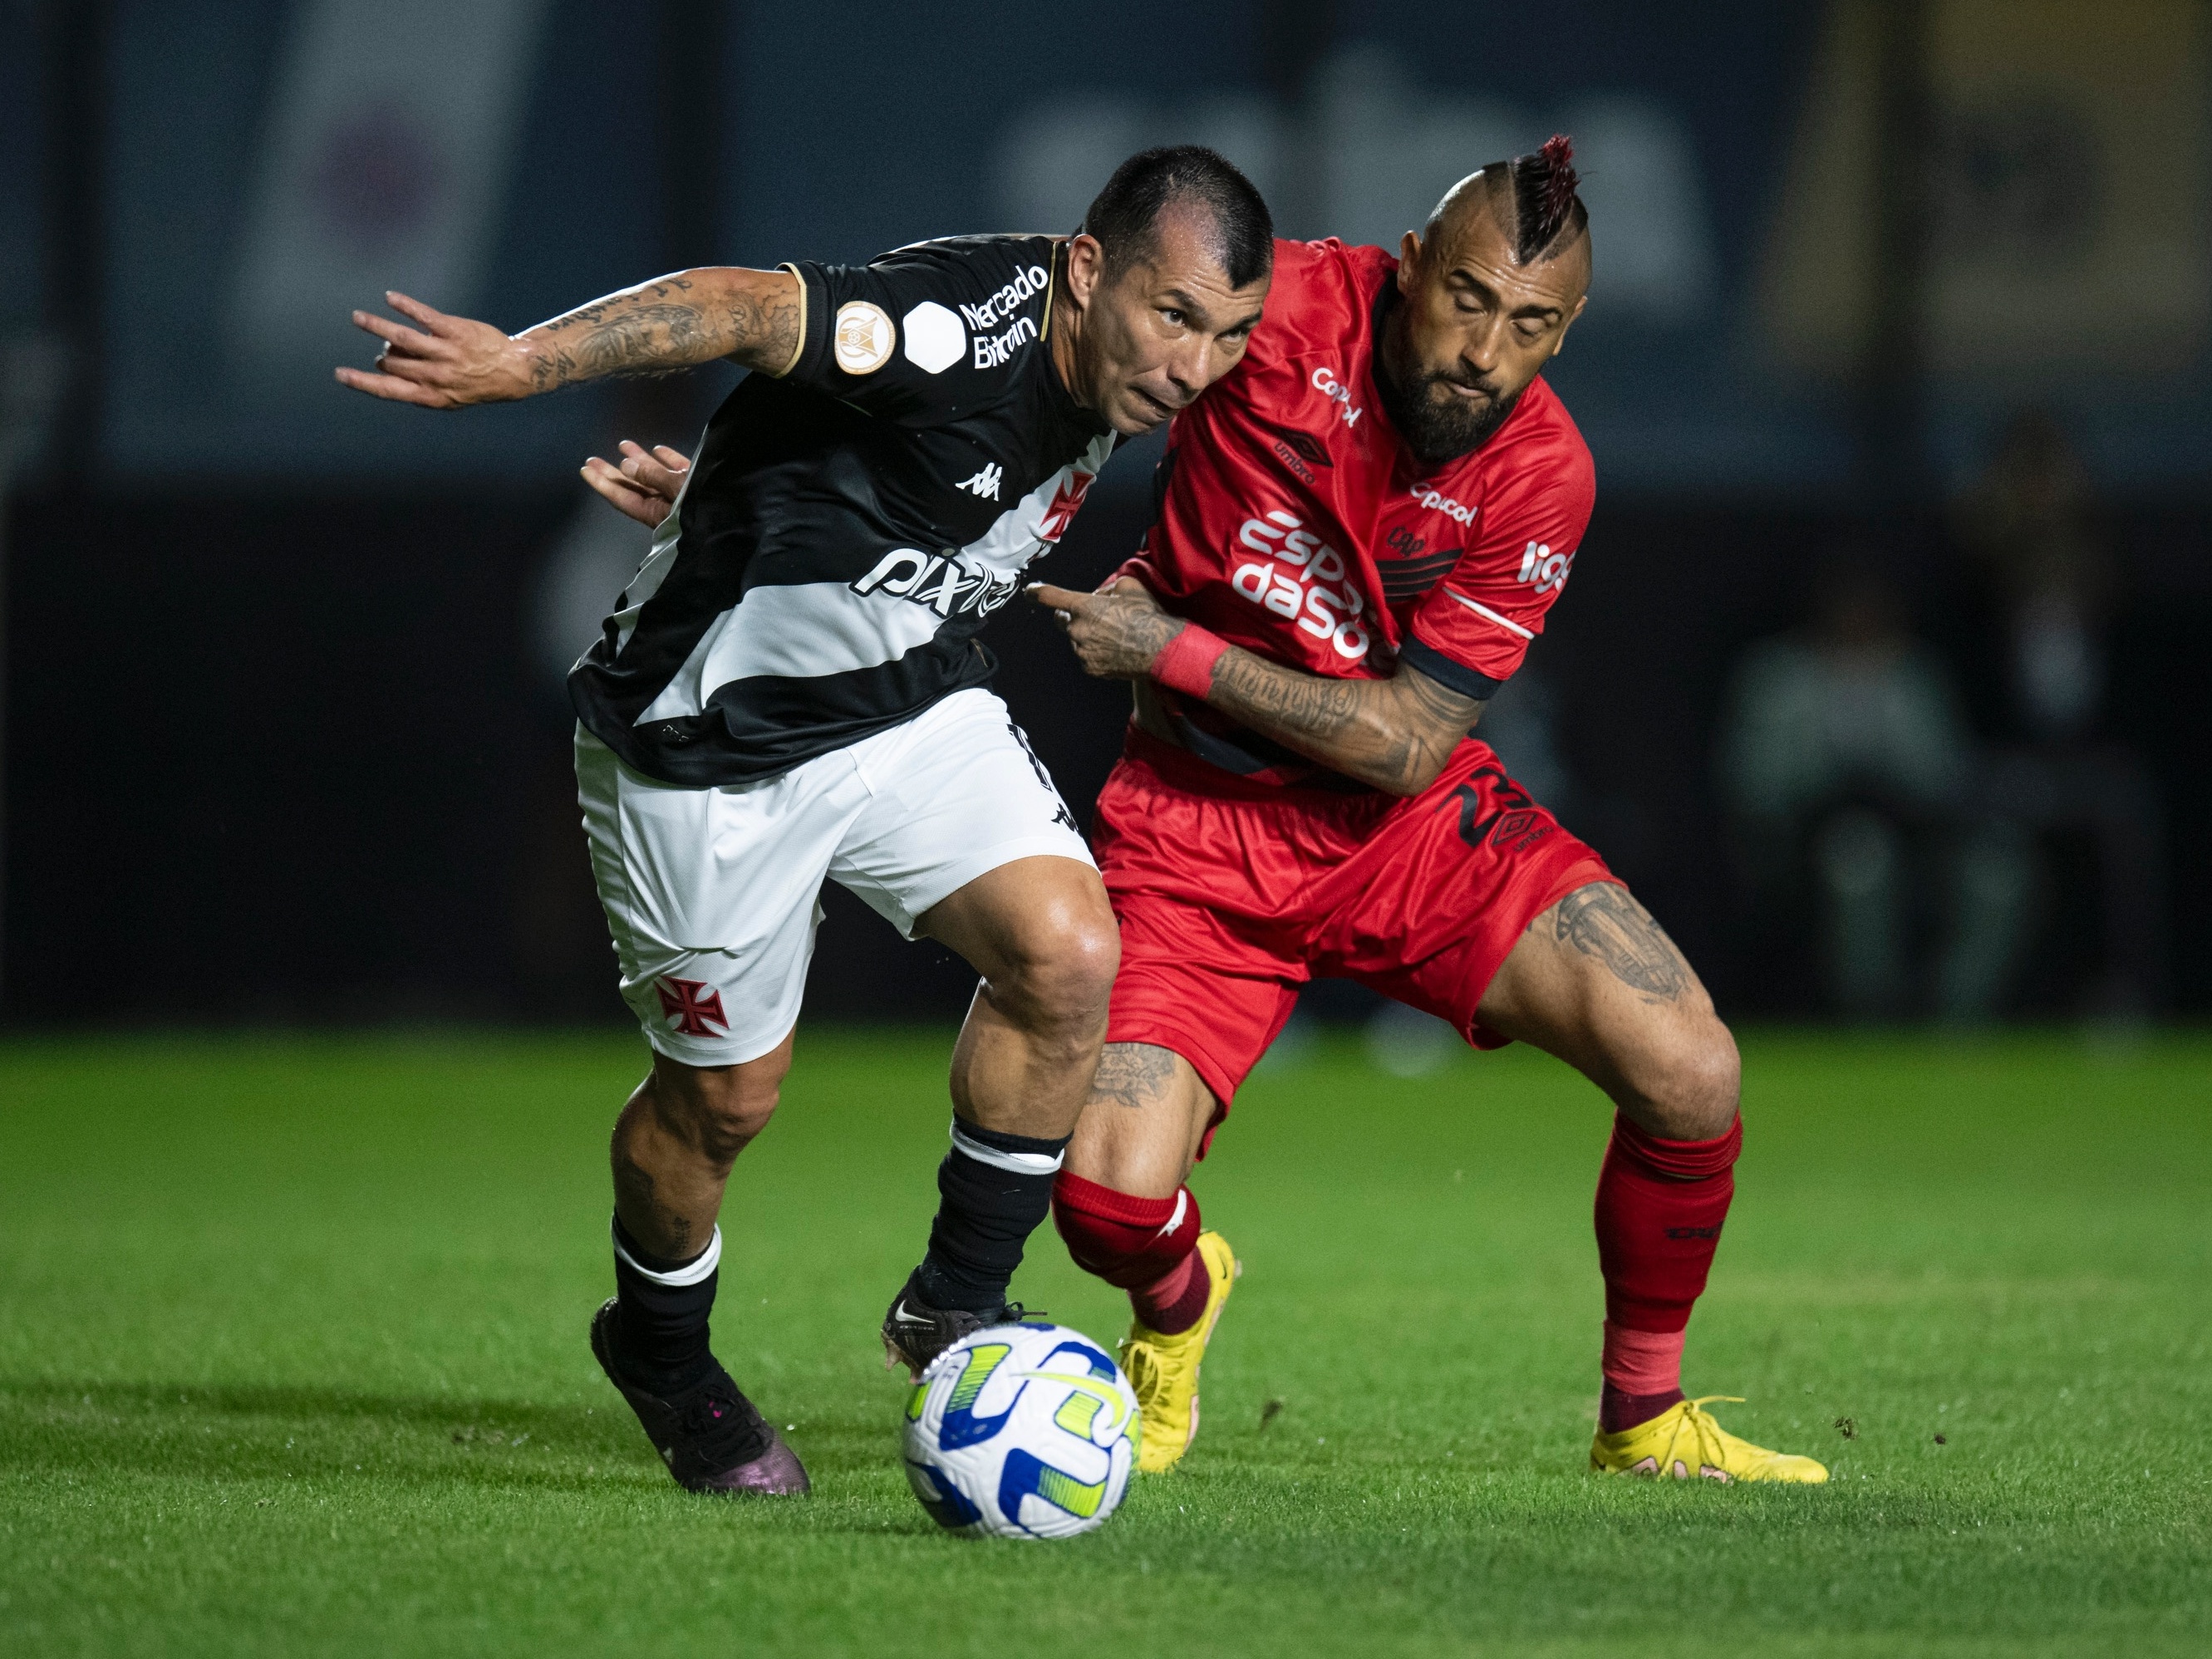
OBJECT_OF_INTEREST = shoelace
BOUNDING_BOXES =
[1673,1396,1749,1474]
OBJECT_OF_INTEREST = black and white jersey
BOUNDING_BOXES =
[568,234,1115,787]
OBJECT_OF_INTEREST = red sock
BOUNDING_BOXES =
[1592,1112,1739,1432]
[1131,1252,1212,1334]
[1052,1171,1208,1335]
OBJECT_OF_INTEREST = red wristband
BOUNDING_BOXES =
[1150,624,1228,699]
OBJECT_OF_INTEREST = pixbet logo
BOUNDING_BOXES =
[851,547,1024,619]
[1518,541,1573,595]
[1310,366,1363,429]
[1231,508,1369,660]
[1409,483,1476,525]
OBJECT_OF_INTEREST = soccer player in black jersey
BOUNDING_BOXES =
[337,150,1271,1495]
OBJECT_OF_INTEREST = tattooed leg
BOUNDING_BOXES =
[1479,882,1739,1141]
[1064,1042,1217,1199]
[1551,883,1692,1002]
[608,1036,792,1260]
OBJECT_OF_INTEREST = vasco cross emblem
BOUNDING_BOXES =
[655,976,730,1038]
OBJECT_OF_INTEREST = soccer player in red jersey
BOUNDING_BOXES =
[1030,139,1827,1483]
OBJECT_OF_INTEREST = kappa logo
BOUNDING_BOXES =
[655,976,730,1038]
[833,302,894,375]
[958,463,1004,501]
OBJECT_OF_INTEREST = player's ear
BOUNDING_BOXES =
[1065,233,1104,309]
[1550,292,1589,358]
[1397,229,1424,291]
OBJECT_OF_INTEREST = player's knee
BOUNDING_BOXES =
[638,1053,785,1171]
[1631,1013,1740,1141]
[993,906,1120,1039]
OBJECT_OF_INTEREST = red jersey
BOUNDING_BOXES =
[1123,238,1595,788]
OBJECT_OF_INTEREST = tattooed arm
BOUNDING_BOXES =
[1030,576,1484,797]
[334,268,804,409]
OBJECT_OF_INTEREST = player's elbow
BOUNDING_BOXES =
[1394,750,1455,798]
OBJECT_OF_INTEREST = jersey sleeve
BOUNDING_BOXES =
[776,237,1057,426]
[1400,432,1594,698]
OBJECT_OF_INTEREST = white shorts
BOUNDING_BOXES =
[576,688,1096,1065]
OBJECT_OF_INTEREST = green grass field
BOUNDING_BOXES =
[2,1028,2207,1657]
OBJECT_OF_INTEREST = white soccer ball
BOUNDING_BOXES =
[902,1321,1139,1539]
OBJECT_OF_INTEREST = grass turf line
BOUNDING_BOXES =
[1,1028,2207,1657]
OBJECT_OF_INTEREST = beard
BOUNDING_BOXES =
[1374,355,1522,468]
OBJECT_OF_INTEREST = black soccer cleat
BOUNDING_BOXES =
[880,1277,1042,1379]
[589,1299,809,1496]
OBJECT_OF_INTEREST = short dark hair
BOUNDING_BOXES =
[1079,145,1274,289]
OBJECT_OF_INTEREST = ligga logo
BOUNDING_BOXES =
[1518,541,1573,595]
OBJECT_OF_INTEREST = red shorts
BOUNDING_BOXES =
[1096,728,1615,1146]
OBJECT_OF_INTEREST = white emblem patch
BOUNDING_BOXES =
[833,302,894,375]
[902,301,967,375]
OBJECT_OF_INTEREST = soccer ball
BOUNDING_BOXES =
[902,1322,1139,1539]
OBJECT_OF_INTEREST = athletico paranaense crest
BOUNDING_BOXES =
[656,976,730,1038]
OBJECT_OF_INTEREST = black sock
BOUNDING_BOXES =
[911,1119,1070,1313]
[610,1215,720,1390]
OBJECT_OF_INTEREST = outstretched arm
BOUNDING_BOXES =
[1030,577,1483,797]
[335,268,803,409]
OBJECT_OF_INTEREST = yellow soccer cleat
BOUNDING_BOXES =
[1119,1230,1240,1475]
[1590,1396,1829,1485]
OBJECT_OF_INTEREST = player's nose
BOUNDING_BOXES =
[1164,336,1215,397]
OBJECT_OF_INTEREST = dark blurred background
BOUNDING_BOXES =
[3,0,2208,1033]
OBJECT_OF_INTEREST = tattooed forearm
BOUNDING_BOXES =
[1205,647,1483,796]
[519,268,801,391]
[1088,1043,1181,1112]
[1551,884,1690,999]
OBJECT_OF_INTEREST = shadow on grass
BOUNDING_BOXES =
[0,1377,941,1532]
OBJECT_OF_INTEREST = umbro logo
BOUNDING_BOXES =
[958,463,1003,500]
[1265,424,1332,484]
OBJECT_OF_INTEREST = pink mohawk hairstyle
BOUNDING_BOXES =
[1508,133,1585,263]
[1537,135,1579,239]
